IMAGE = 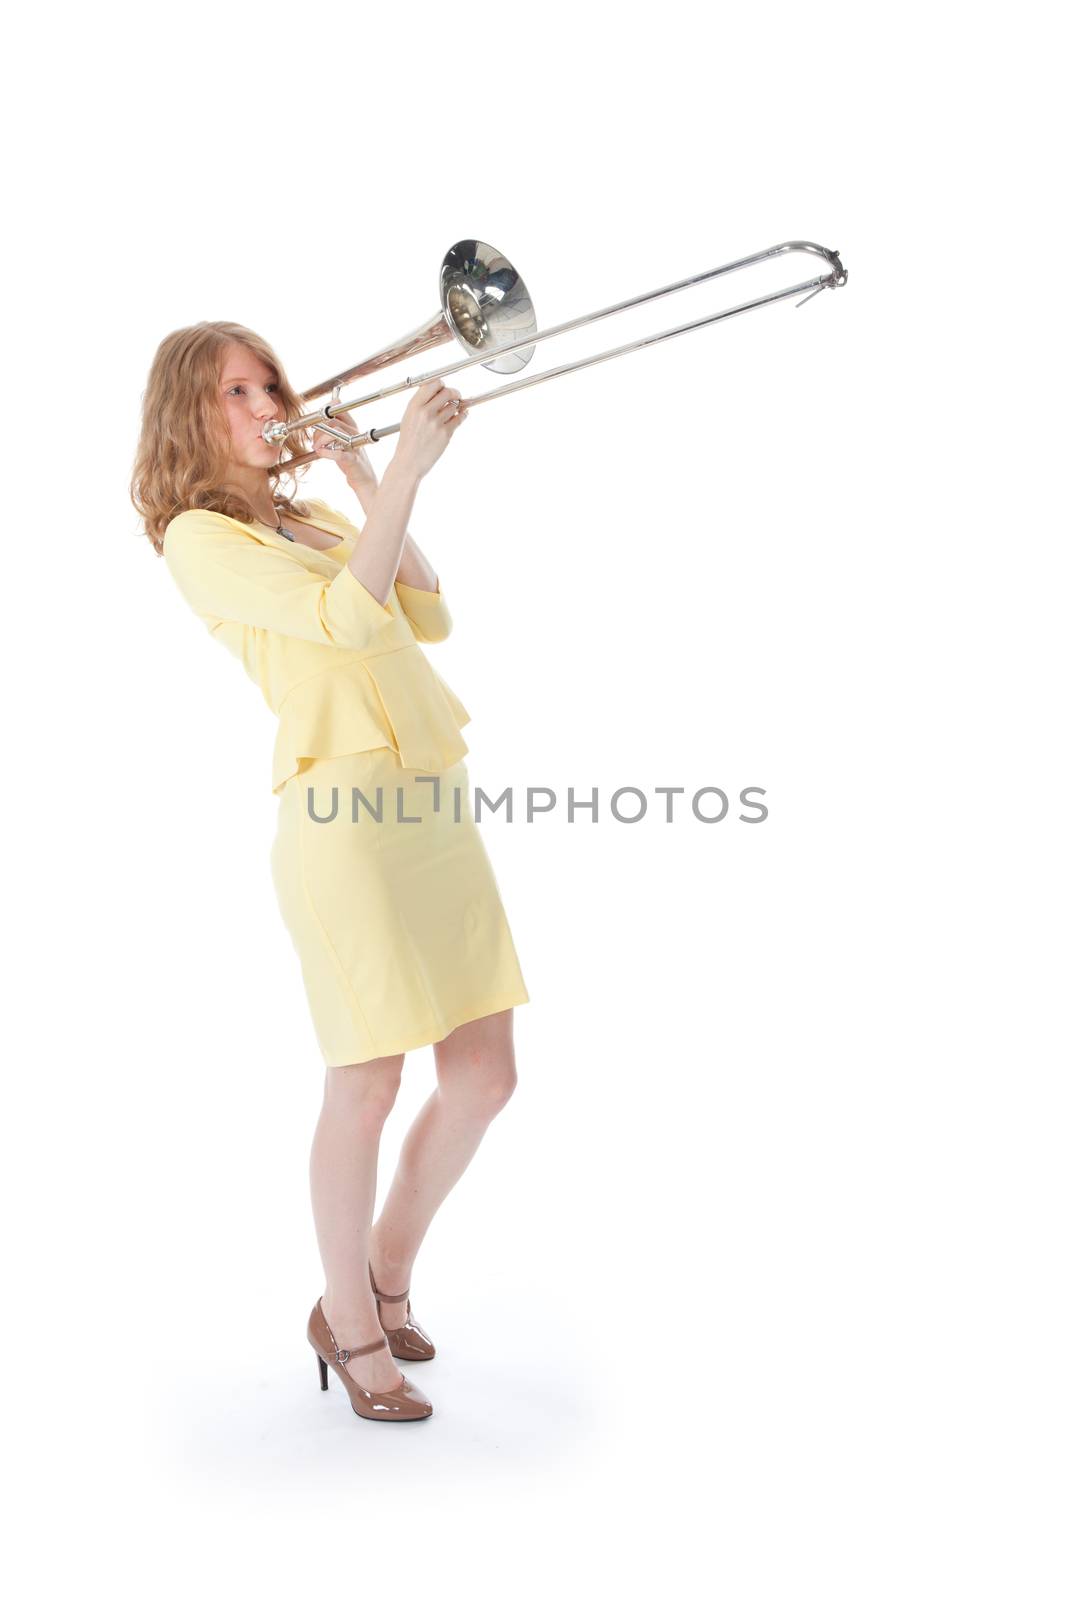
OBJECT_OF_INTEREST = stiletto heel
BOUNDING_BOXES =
[317,1353,329,1391]
[307,1297,433,1422]
[369,1262,437,1361]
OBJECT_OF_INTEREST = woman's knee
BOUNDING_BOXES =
[480,1057,518,1114]
[435,1019,518,1115]
[443,1061,517,1118]
[323,1055,404,1124]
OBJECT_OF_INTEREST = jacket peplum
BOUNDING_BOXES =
[162,497,471,794]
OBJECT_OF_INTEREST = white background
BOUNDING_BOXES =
[5,3,1063,1595]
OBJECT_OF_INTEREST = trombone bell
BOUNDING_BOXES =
[439,240,537,375]
[301,238,536,402]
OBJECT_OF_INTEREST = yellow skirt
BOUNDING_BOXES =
[269,746,530,1067]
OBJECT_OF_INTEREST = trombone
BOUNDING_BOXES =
[265,237,848,475]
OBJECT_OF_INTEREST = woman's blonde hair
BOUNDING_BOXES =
[130,320,314,554]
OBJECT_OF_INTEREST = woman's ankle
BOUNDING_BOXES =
[320,1288,381,1340]
[369,1231,416,1291]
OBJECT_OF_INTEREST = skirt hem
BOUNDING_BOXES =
[321,988,531,1068]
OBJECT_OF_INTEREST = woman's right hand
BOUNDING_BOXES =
[393,379,468,481]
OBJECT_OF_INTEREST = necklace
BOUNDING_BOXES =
[270,508,296,541]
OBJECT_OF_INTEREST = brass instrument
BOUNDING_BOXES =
[266,237,848,475]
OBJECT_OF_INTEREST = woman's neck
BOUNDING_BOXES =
[219,463,278,526]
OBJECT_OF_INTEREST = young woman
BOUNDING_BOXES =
[131,321,530,1424]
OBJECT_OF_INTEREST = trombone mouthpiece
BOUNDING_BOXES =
[262,420,289,444]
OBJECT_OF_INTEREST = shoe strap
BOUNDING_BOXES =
[333,1335,387,1364]
[368,1263,411,1303]
[318,1299,388,1365]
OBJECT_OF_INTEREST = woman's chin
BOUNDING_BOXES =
[244,439,282,468]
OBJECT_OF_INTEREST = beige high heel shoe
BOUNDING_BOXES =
[307,1298,433,1421]
[369,1262,437,1361]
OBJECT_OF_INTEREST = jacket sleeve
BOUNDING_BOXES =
[394,579,453,644]
[163,511,395,650]
[303,498,454,643]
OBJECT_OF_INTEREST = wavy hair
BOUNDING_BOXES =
[130,320,314,554]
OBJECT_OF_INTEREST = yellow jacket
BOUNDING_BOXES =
[163,497,471,794]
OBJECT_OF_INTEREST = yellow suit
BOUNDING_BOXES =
[164,497,529,1066]
[164,496,473,795]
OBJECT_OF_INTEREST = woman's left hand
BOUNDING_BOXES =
[310,415,379,493]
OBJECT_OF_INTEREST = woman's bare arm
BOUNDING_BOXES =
[393,530,439,594]
[332,378,462,601]
[343,459,424,606]
[343,465,440,595]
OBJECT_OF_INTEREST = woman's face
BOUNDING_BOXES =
[217,342,285,470]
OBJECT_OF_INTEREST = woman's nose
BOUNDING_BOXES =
[253,391,279,420]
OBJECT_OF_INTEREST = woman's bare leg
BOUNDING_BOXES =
[369,1009,518,1325]
[313,1053,409,1393]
